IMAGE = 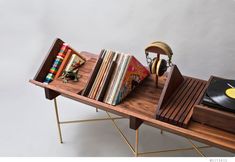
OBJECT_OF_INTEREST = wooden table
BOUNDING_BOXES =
[29,39,235,156]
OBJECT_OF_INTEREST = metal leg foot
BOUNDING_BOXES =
[53,98,63,144]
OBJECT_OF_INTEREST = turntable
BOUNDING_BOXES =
[193,76,235,134]
[202,76,235,113]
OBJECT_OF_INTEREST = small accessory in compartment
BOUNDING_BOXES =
[60,54,85,83]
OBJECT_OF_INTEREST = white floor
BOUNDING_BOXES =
[0,0,235,157]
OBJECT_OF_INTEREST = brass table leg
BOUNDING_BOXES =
[187,139,205,157]
[50,99,210,156]
[106,112,136,155]
[135,128,139,157]
[53,98,63,144]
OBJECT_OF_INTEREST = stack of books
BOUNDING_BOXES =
[43,43,86,84]
[82,49,150,105]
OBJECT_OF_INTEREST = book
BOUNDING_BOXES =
[44,43,68,83]
[82,50,105,96]
[103,53,122,103]
[64,54,85,72]
[105,53,125,104]
[111,55,132,105]
[54,49,72,79]
[91,51,114,99]
[96,52,119,101]
[107,54,130,104]
[84,49,149,106]
[88,50,109,98]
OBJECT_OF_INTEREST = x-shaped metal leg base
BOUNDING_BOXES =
[53,98,208,157]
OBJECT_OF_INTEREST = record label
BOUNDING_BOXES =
[226,88,235,99]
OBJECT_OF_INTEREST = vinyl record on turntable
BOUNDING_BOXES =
[207,77,235,112]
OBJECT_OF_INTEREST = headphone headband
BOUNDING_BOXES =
[145,41,173,56]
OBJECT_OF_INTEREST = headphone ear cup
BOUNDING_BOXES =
[151,58,158,74]
[156,59,167,76]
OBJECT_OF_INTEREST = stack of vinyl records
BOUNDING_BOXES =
[202,76,235,113]
[82,49,150,105]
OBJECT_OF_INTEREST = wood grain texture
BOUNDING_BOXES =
[156,65,184,117]
[30,74,235,152]
[44,88,60,100]
[130,116,143,130]
[192,76,235,134]
[50,56,97,94]
[156,77,207,127]
[34,38,64,82]
[193,105,235,134]
[29,50,235,153]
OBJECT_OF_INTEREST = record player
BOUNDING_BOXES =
[193,76,235,134]
[202,76,235,113]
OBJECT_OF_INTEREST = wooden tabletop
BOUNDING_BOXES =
[30,51,235,153]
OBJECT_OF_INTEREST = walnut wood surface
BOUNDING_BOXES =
[193,105,235,134]
[50,57,97,94]
[130,116,143,130]
[29,47,235,153]
[156,65,184,117]
[156,77,207,127]
[34,38,64,82]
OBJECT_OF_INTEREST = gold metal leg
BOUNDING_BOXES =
[137,145,210,156]
[187,139,205,157]
[50,98,210,156]
[60,117,124,124]
[106,112,136,155]
[135,128,139,157]
[53,98,63,144]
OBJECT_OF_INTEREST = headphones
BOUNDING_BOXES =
[145,41,173,76]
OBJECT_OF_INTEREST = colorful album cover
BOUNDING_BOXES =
[113,56,150,105]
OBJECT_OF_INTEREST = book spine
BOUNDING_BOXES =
[105,53,124,104]
[112,55,131,105]
[44,43,68,83]
[54,49,72,79]
[88,50,109,98]
[103,53,120,103]
[82,50,105,96]
[107,54,128,105]
[96,52,118,101]
[92,51,113,99]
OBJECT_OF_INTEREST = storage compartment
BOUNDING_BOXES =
[31,38,98,95]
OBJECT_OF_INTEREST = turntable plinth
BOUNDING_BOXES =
[193,76,235,134]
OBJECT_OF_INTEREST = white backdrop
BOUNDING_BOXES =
[0,0,235,156]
